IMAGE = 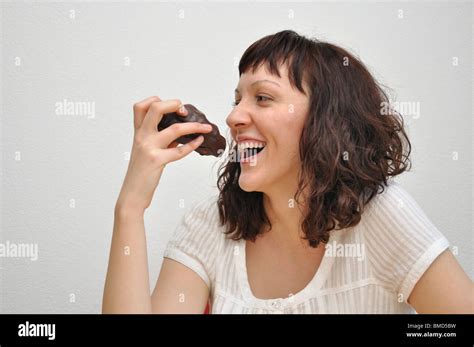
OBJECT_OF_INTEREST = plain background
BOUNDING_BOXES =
[1,1,472,313]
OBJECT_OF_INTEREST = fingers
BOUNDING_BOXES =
[142,99,183,133]
[159,135,205,164]
[167,141,179,149]
[133,96,161,130]
[177,104,188,116]
[157,122,213,148]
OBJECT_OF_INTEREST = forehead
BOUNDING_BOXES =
[235,63,290,92]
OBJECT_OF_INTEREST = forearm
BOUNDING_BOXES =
[102,205,152,313]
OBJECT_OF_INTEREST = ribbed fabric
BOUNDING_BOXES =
[163,181,450,314]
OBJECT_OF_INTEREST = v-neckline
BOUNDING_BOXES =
[236,229,341,310]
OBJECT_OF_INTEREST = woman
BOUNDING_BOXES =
[102,30,473,314]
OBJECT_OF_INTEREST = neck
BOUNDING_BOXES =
[262,178,309,246]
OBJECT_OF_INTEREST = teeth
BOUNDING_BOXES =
[237,141,266,159]
[237,141,266,152]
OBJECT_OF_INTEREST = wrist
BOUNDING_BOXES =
[114,200,146,219]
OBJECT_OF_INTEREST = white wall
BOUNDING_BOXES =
[1,1,472,313]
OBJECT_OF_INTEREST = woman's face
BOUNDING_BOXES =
[226,63,310,193]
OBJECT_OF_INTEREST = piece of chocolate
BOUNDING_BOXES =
[157,104,226,157]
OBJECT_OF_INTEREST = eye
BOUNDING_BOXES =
[231,95,272,107]
[256,95,272,103]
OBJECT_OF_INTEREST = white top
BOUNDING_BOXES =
[163,181,450,314]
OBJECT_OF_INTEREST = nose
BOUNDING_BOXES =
[225,104,251,133]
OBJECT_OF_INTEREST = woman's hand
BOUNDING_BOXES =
[116,96,213,213]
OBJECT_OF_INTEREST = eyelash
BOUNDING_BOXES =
[232,95,272,106]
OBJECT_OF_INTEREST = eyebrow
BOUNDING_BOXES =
[234,79,281,94]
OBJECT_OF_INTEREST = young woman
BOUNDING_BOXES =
[102,30,473,314]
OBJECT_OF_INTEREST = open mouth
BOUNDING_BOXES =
[238,144,266,163]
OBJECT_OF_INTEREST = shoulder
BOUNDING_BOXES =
[171,194,224,242]
[180,195,222,232]
[360,179,448,242]
[190,195,219,217]
[361,180,441,231]
[363,180,415,218]
[356,180,450,300]
[164,194,226,289]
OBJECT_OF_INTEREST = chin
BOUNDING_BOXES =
[238,174,264,192]
[238,179,257,192]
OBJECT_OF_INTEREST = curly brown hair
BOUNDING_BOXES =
[217,30,412,248]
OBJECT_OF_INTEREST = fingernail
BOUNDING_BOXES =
[203,124,212,130]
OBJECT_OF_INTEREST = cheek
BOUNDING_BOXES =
[257,105,307,152]
[280,117,304,146]
[279,116,306,161]
[264,122,302,163]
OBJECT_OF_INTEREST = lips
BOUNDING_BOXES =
[236,135,266,143]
